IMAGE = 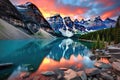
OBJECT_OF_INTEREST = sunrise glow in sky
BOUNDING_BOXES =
[10,0,120,20]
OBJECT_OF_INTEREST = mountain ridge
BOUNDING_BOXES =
[0,0,55,39]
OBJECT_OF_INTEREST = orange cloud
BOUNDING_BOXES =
[10,0,120,20]
[15,0,88,20]
[101,7,120,20]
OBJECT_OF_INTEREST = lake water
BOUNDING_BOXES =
[0,38,94,80]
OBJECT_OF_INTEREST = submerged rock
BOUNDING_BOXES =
[20,72,30,79]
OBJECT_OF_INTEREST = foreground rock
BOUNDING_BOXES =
[108,46,120,53]
[117,76,120,80]
[85,68,101,76]
[89,55,97,60]
[112,62,120,73]
[77,71,87,80]
[112,62,120,71]
[64,69,78,80]
[94,62,111,69]
[100,72,114,80]
[54,69,64,80]
[41,71,55,76]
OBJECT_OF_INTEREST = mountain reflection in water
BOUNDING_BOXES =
[0,38,94,80]
[34,39,94,74]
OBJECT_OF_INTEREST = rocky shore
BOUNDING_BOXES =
[12,46,120,80]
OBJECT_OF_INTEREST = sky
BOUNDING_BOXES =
[10,0,120,20]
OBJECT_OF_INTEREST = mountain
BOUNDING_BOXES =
[104,18,116,28]
[64,17,74,30]
[80,16,116,30]
[48,15,117,37]
[48,14,86,37]
[0,0,32,39]
[47,14,65,33]
[0,19,31,39]
[0,0,55,39]
[87,16,107,30]
[0,0,24,27]
[16,2,54,34]
[74,19,86,32]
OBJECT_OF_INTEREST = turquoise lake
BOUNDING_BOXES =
[0,38,94,80]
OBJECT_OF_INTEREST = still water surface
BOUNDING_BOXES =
[0,38,94,79]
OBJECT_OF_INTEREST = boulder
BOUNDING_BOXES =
[69,66,77,71]
[41,71,55,76]
[59,67,68,71]
[77,71,87,80]
[33,76,40,80]
[109,58,117,63]
[98,78,104,80]
[116,59,120,62]
[107,71,111,74]
[85,68,100,76]
[117,76,120,80]
[94,62,111,69]
[100,72,114,80]
[54,69,64,79]
[89,55,97,60]
[93,78,98,80]
[112,62,120,72]
[64,69,78,80]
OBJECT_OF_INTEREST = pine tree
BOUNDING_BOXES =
[114,16,120,44]
[95,34,100,49]
[101,36,105,49]
[91,35,94,40]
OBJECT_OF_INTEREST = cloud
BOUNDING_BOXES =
[10,0,120,20]
[101,7,120,19]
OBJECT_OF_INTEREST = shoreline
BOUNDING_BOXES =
[79,39,95,42]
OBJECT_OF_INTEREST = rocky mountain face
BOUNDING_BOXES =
[104,18,116,28]
[48,15,116,33]
[47,14,87,37]
[0,0,54,38]
[0,19,31,39]
[47,14,65,33]
[0,0,24,27]
[79,16,116,30]
[86,16,107,30]
[16,2,54,34]
[64,17,74,30]
[0,0,32,38]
